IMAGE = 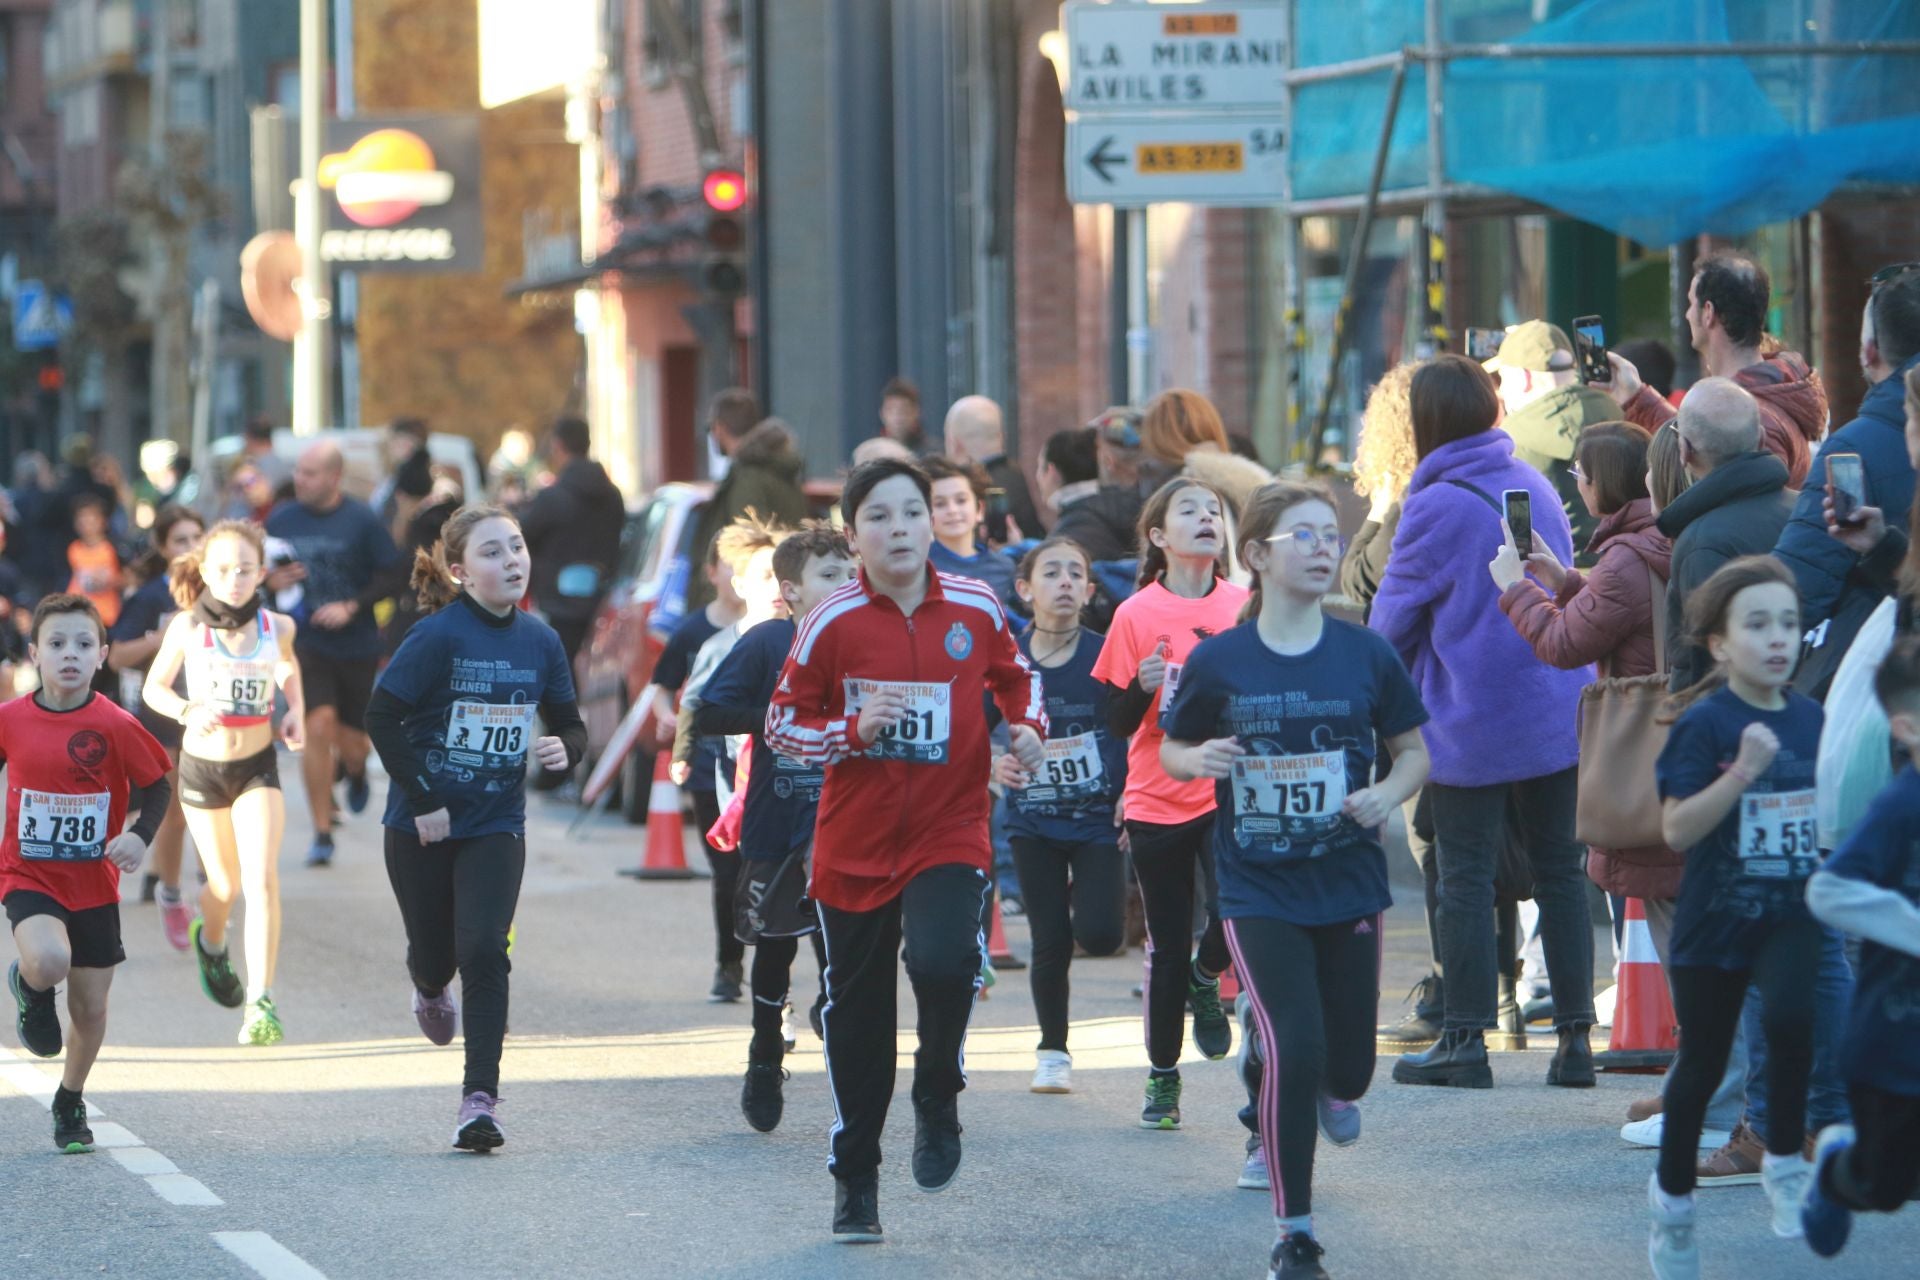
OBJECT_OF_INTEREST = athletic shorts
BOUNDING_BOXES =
[297,649,378,730]
[734,845,817,943]
[4,891,125,968]
[179,747,280,810]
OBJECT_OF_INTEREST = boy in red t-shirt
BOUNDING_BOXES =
[4,594,173,1152]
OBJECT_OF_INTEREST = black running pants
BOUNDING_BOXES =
[750,932,828,1059]
[1009,835,1127,1053]
[1127,814,1230,1070]
[1824,1084,1920,1211]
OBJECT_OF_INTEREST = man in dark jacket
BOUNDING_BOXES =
[1657,379,1797,692]
[520,417,628,663]
[685,390,808,610]
[944,394,1042,539]
[1776,268,1920,700]
[1036,426,1141,563]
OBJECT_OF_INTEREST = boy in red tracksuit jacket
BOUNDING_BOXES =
[768,458,1046,1245]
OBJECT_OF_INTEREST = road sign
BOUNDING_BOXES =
[12,281,73,352]
[1066,116,1285,208]
[1063,1,1287,114]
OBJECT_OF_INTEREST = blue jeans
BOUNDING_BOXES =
[1745,925,1854,1139]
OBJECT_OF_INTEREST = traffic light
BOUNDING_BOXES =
[700,167,748,297]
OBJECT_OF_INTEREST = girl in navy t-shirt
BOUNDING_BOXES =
[993,537,1129,1095]
[1163,482,1429,1280]
[365,505,586,1152]
[1649,556,1825,1271]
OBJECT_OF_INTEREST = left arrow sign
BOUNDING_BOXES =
[1085,136,1125,185]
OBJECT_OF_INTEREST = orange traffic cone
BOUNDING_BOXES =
[621,752,699,881]
[987,891,1024,970]
[1594,897,1677,1072]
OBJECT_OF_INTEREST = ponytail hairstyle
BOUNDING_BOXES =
[1660,555,1799,720]
[130,504,206,588]
[1234,480,1339,624]
[412,503,518,612]
[170,519,265,610]
[1134,476,1230,589]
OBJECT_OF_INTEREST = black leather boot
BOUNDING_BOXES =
[1376,974,1444,1048]
[1391,1028,1493,1088]
[1547,1022,1596,1087]
[1490,964,1527,1052]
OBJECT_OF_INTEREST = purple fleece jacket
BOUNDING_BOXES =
[1368,429,1592,787]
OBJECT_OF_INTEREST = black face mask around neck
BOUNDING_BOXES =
[192,591,262,632]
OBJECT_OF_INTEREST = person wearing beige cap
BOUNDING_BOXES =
[1484,320,1620,561]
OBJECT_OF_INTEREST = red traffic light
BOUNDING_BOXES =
[702,169,747,213]
[37,365,64,392]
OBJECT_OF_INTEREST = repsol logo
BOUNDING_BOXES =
[321,228,456,262]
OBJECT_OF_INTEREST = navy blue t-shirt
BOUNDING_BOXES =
[1655,686,1824,969]
[1164,618,1427,927]
[1006,629,1126,846]
[929,542,1017,611]
[698,618,822,861]
[375,597,576,839]
[107,573,184,749]
[657,608,723,793]
[265,497,401,661]
[1823,765,1920,1095]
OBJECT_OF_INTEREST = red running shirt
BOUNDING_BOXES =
[0,693,172,911]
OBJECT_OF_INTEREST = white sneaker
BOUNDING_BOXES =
[1646,1173,1700,1280]
[1620,1115,1732,1151]
[780,1001,798,1052]
[1030,1050,1072,1094]
[1594,982,1618,1028]
[1761,1156,1812,1239]
[1237,1134,1270,1191]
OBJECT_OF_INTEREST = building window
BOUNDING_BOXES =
[643,0,703,89]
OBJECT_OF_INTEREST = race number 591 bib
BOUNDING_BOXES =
[1017,732,1108,809]
[844,679,951,764]
[1230,751,1349,856]
[1738,788,1818,880]
[17,790,111,862]
[445,700,538,768]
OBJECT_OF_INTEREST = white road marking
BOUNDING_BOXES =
[148,1172,225,1206]
[109,1145,181,1176]
[213,1232,332,1280]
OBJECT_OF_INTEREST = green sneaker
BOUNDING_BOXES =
[239,997,284,1046]
[1188,976,1231,1060]
[189,918,244,1009]
[1140,1070,1182,1130]
[52,1091,93,1153]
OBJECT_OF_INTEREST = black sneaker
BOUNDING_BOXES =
[1189,976,1231,1060]
[1547,1023,1596,1087]
[741,1057,787,1133]
[832,1173,883,1243]
[1269,1232,1329,1279]
[911,1096,963,1191]
[52,1090,93,1153]
[9,961,62,1058]
[189,918,245,1009]
[1376,976,1444,1048]
[1141,1070,1182,1130]
[1391,1028,1493,1089]
[708,962,744,1004]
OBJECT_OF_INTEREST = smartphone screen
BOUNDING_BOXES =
[984,487,1010,543]
[1571,315,1608,383]
[1465,327,1504,361]
[1502,489,1534,556]
[1827,453,1867,527]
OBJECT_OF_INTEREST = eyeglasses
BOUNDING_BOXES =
[1266,527,1346,555]
[1569,463,1585,482]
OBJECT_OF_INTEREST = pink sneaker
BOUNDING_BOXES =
[412,987,457,1046]
[453,1091,503,1151]
[159,898,192,952]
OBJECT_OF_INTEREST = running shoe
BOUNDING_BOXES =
[1646,1173,1700,1280]
[1801,1124,1856,1258]
[344,770,371,815]
[305,833,334,868]
[708,961,743,1003]
[188,918,244,1009]
[1316,1094,1361,1148]
[832,1172,882,1243]
[454,1091,504,1151]
[1188,976,1231,1060]
[741,1057,787,1133]
[413,986,457,1046]
[238,996,284,1046]
[52,1092,93,1154]
[809,991,826,1040]
[1238,1134,1270,1191]
[1620,1115,1731,1152]
[158,893,192,952]
[1269,1232,1328,1279]
[911,1096,963,1191]
[1030,1049,1072,1094]
[1762,1154,1812,1239]
[1140,1071,1182,1130]
[8,960,61,1058]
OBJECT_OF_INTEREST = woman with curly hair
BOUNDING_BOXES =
[1342,363,1420,618]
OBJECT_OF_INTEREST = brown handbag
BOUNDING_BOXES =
[1575,559,1671,850]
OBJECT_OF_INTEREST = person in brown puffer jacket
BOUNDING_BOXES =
[1601,252,1827,488]
[1489,423,1681,904]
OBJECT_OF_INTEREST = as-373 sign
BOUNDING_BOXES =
[1066,116,1286,207]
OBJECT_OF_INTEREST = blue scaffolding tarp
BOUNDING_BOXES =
[1291,0,1920,245]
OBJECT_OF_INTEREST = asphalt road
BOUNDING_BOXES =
[2,758,1912,1279]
